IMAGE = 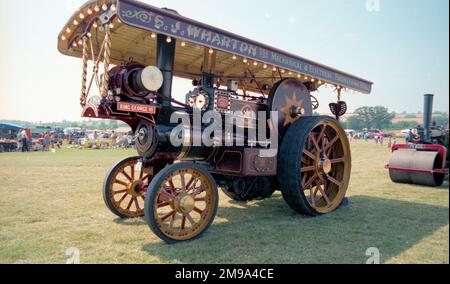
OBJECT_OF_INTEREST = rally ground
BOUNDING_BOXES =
[0,141,448,264]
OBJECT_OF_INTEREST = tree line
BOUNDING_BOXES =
[340,106,449,131]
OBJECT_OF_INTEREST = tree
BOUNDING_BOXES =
[354,107,373,129]
[346,116,365,131]
[433,114,449,126]
[354,106,395,130]
[371,106,396,129]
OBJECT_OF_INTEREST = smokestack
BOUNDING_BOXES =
[423,94,434,141]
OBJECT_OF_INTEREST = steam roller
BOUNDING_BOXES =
[386,94,449,187]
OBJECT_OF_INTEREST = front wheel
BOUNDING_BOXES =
[145,163,219,243]
[278,116,351,216]
[103,157,153,218]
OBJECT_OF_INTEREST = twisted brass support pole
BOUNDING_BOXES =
[80,36,89,106]
[101,25,112,99]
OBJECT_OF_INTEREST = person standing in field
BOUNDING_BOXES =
[380,133,385,146]
[17,131,23,152]
[111,131,118,149]
[406,129,413,143]
[364,132,369,142]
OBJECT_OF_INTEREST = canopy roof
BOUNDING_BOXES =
[0,123,25,131]
[58,0,373,94]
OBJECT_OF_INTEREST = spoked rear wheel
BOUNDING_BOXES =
[145,163,218,243]
[103,157,153,218]
[278,116,351,216]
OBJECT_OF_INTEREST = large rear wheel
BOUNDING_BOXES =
[278,116,351,216]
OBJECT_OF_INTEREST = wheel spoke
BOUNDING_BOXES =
[186,213,196,225]
[118,193,128,205]
[301,165,316,173]
[323,180,330,195]
[126,198,133,210]
[157,201,171,208]
[113,189,128,195]
[303,149,316,160]
[194,197,206,202]
[302,172,308,186]
[122,171,133,182]
[330,157,345,164]
[130,165,135,180]
[161,211,176,222]
[114,179,129,187]
[310,133,321,152]
[304,173,318,189]
[159,189,176,201]
[181,216,186,230]
[168,179,176,192]
[193,207,203,215]
[313,186,320,197]
[317,125,327,146]
[324,135,339,152]
[310,181,321,207]
[318,185,331,205]
[327,175,343,188]
[134,197,141,211]
[185,176,196,192]
[180,173,186,191]
[169,214,176,230]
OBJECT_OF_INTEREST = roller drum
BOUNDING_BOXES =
[389,150,445,187]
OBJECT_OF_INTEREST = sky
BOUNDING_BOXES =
[0,0,448,122]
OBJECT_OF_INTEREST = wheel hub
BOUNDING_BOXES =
[128,180,144,197]
[174,194,195,214]
[318,158,332,175]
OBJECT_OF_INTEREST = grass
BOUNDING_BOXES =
[0,141,448,264]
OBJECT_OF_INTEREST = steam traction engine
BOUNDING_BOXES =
[58,0,373,243]
[386,94,449,187]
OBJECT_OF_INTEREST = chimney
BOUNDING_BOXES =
[423,94,434,141]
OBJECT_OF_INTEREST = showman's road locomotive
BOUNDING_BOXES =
[58,0,373,243]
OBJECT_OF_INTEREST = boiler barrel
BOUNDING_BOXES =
[389,150,445,187]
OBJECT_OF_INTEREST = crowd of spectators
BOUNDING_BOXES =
[1,128,135,153]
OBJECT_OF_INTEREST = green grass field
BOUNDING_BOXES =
[0,141,448,264]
